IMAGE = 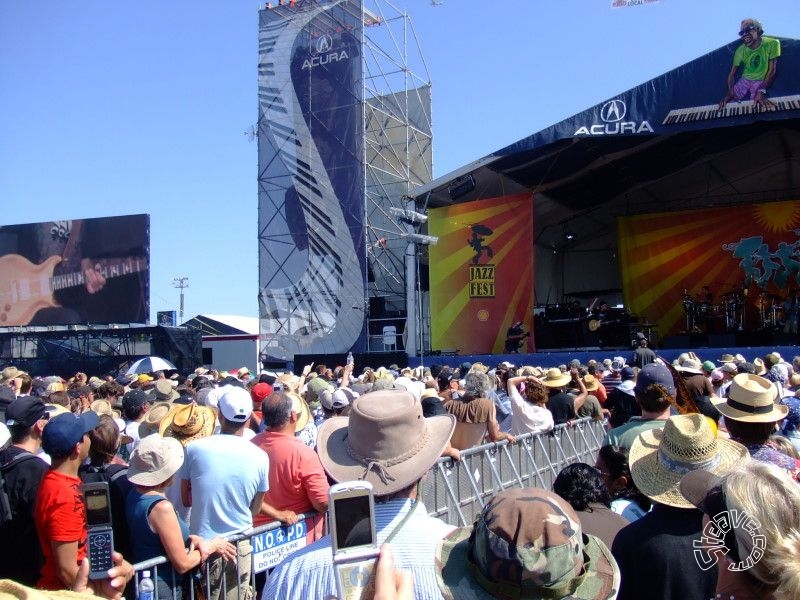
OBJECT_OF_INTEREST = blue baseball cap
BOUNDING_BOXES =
[634,362,676,399]
[42,411,99,458]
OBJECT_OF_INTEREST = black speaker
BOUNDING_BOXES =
[369,296,386,317]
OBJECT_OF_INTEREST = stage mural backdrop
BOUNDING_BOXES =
[428,193,534,354]
[619,200,800,337]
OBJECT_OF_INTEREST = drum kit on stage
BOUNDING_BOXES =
[682,288,787,333]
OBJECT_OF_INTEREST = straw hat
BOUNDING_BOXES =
[316,390,455,495]
[137,401,173,438]
[629,413,748,508]
[712,373,787,423]
[159,402,217,446]
[89,399,114,417]
[581,374,600,392]
[541,368,571,388]
[435,488,619,600]
[128,434,185,487]
[676,358,703,375]
[718,353,737,363]
[752,357,767,376]
[285,391,311,432]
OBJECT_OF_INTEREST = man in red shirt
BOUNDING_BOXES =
[251,391,329,535]
[34,410,99,590]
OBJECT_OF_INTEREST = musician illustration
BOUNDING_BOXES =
[467,224,494,265]
[719,18,781,110]
[504,320,529,353]
[0,215,149,326]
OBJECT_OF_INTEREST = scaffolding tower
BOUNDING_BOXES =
[257,0,432,362]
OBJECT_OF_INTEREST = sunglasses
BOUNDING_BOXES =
[738,26,756,36]
[702,486,741,564]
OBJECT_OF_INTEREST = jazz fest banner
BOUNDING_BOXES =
[428,193,534,354]
[619,200,800,337]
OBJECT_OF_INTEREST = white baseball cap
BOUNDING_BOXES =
[217,385,252,423]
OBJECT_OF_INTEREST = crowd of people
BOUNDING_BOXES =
[2,346,800,600]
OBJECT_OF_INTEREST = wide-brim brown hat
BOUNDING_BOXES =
[541,368,571,388]
[159,402,216,446]
[712,373,787,423]
[316,389,455,495]
[630,413,748,508]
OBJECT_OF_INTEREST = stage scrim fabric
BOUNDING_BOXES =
[428,193,534,354]
[619,200,800,337]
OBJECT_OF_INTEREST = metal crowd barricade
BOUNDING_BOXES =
[423,417,606,527]
[131,512,327,600]
[130,417,605,596]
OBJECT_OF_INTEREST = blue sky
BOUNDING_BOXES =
[2,0,799,322]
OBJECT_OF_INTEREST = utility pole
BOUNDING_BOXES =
[173,277,189,320]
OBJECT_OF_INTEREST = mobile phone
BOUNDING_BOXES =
[82,482,115,580]
[329,481,379,600]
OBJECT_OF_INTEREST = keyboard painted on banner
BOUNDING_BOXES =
[662,94,800,125]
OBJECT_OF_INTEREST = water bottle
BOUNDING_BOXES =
[346,351,354,367]
[139,570,154,600]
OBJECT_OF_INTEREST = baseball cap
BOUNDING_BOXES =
[42,411,99,457]
[217,385,252,423]
[122,389,150,412]
[620,366,635,381]
[250,382,273,405]
[5,396,48,428]
[610,357,626,372]
[634,362,676,399]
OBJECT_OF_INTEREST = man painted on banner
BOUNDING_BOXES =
[0,215,148,326]
[719,18,781,110]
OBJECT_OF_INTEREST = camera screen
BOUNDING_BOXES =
[84,488,112,527]
[333,494,373,549]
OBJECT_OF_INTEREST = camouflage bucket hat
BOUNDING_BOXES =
[435,488,619,600]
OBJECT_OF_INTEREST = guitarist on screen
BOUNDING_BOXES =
[504,321,530,353]
[0,216,148,326]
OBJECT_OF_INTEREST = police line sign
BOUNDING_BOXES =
[252,521,308,573]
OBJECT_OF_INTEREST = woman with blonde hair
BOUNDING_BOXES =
[682,460,800,600]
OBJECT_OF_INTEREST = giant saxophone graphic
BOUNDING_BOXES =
[258,1,365,358]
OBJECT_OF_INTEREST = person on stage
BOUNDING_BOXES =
[504,321,529,353]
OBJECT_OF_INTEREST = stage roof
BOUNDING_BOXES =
[412,37,800,250]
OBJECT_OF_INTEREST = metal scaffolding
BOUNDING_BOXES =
[257,0,432,362]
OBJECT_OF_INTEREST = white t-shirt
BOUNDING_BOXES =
[508,385,554,436]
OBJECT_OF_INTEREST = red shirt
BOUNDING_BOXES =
[251,431,329,535]
[34,470,87,590]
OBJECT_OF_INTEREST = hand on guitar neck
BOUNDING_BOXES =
[80,258,107,294]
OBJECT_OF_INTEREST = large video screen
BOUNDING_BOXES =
[0,214,150,326]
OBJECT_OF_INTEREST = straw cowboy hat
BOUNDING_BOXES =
[316,389,455,495]
[128,434,185,487]
[629,413,748,508]
[541,368,572,388]
[581,374,600,392]
[435,488,619,600]
[712,373,787,423]
[284,391,311,432]
[159,402,217,446]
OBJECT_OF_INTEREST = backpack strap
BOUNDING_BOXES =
[0,451,37,473]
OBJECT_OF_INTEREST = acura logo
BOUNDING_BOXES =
[315,34,333,54]
[600,100,626,123]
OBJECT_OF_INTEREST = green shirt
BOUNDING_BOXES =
[733,36,781,81]
[603,417,666,450]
